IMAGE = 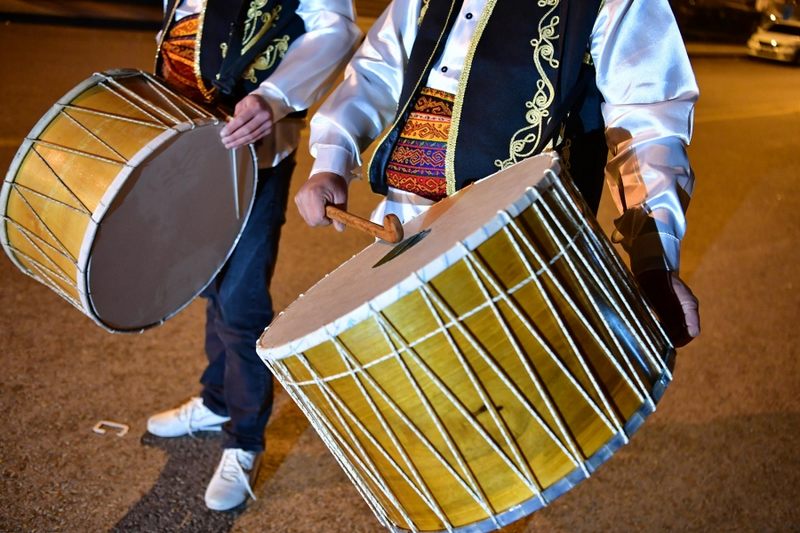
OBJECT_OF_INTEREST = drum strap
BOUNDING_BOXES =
[555,62,608,214]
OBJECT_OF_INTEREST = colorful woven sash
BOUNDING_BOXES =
[386,87,454,201]
[160,14,216,104]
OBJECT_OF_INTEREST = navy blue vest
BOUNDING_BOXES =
[157,0,306,106]
[368,0,607,212]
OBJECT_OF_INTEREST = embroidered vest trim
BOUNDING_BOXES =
[156,0,306,105]
[368,0,604,197]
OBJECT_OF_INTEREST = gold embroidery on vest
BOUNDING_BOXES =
[216,41,228,80]
[154,0,182,71]
[418,0,430,26]
[445,0,497,195]
[192,2,212,99]
[243,35,290,83]
[495,0,561,170]
[242,2,282,55]
[193,0,217,103]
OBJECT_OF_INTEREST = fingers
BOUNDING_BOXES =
[635,269,700,348]
[295,172,348,230]
[220,95,273,149]
[330,179,348,232]
[294,176,327,227]
[222,119,272,149]
[671,274,701,338]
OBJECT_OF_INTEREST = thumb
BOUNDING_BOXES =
[671,274,700,338]
[331,182,349,233]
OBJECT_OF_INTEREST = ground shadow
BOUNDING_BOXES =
[111,431,242,533]
[111,393,310,532]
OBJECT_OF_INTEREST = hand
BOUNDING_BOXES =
[636,270,700,348]
[294,172,349,231]
[220,94,273,149]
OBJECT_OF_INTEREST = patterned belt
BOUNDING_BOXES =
[386,87,455,202]
[159,14,216,104]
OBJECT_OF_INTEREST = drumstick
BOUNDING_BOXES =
[325,205,404,244]
[230,146,240,219]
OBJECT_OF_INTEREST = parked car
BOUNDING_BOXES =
[747,20,800,64]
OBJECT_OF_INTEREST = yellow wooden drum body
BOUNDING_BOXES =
[1,69,256,332]
[257,154,673,532]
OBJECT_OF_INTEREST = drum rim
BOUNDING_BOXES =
[257,154,561,361]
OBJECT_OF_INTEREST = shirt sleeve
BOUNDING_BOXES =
[250,0,363,122]
[308,0,422,181]
[591,0,699,274]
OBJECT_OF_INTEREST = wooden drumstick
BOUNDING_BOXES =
[325,205,404,243]
[229,146,240,219]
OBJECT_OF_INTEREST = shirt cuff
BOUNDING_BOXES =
[310,143,359,184]
[250,83,295,123]
[627,232,681,274]
[612,207,682,274]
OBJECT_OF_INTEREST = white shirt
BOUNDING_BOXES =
[167,0,361,168]
[309,0,699,274]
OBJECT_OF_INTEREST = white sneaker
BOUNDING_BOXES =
[147,397,230,437]
[205,448,260,511]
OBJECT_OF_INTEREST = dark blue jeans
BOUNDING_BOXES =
[199,153,295,452]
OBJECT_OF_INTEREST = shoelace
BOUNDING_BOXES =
[178,398,205,438]
[219,450,257,500]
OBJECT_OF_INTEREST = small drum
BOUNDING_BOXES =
[1,69,256,332]
[257,153,674,532]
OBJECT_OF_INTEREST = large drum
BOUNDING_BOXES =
[2,69,256,332]
[257,153,674,532]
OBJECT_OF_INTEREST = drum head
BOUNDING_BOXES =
[260,153,558,355]
[86,123,255,331]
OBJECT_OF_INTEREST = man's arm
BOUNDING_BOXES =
[221,0,363,149]
[296,0,422,227]
[591,0,701,345]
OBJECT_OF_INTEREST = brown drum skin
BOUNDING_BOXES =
[258,154,673,532]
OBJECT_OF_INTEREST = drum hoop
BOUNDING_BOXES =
[258,154,561,361]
